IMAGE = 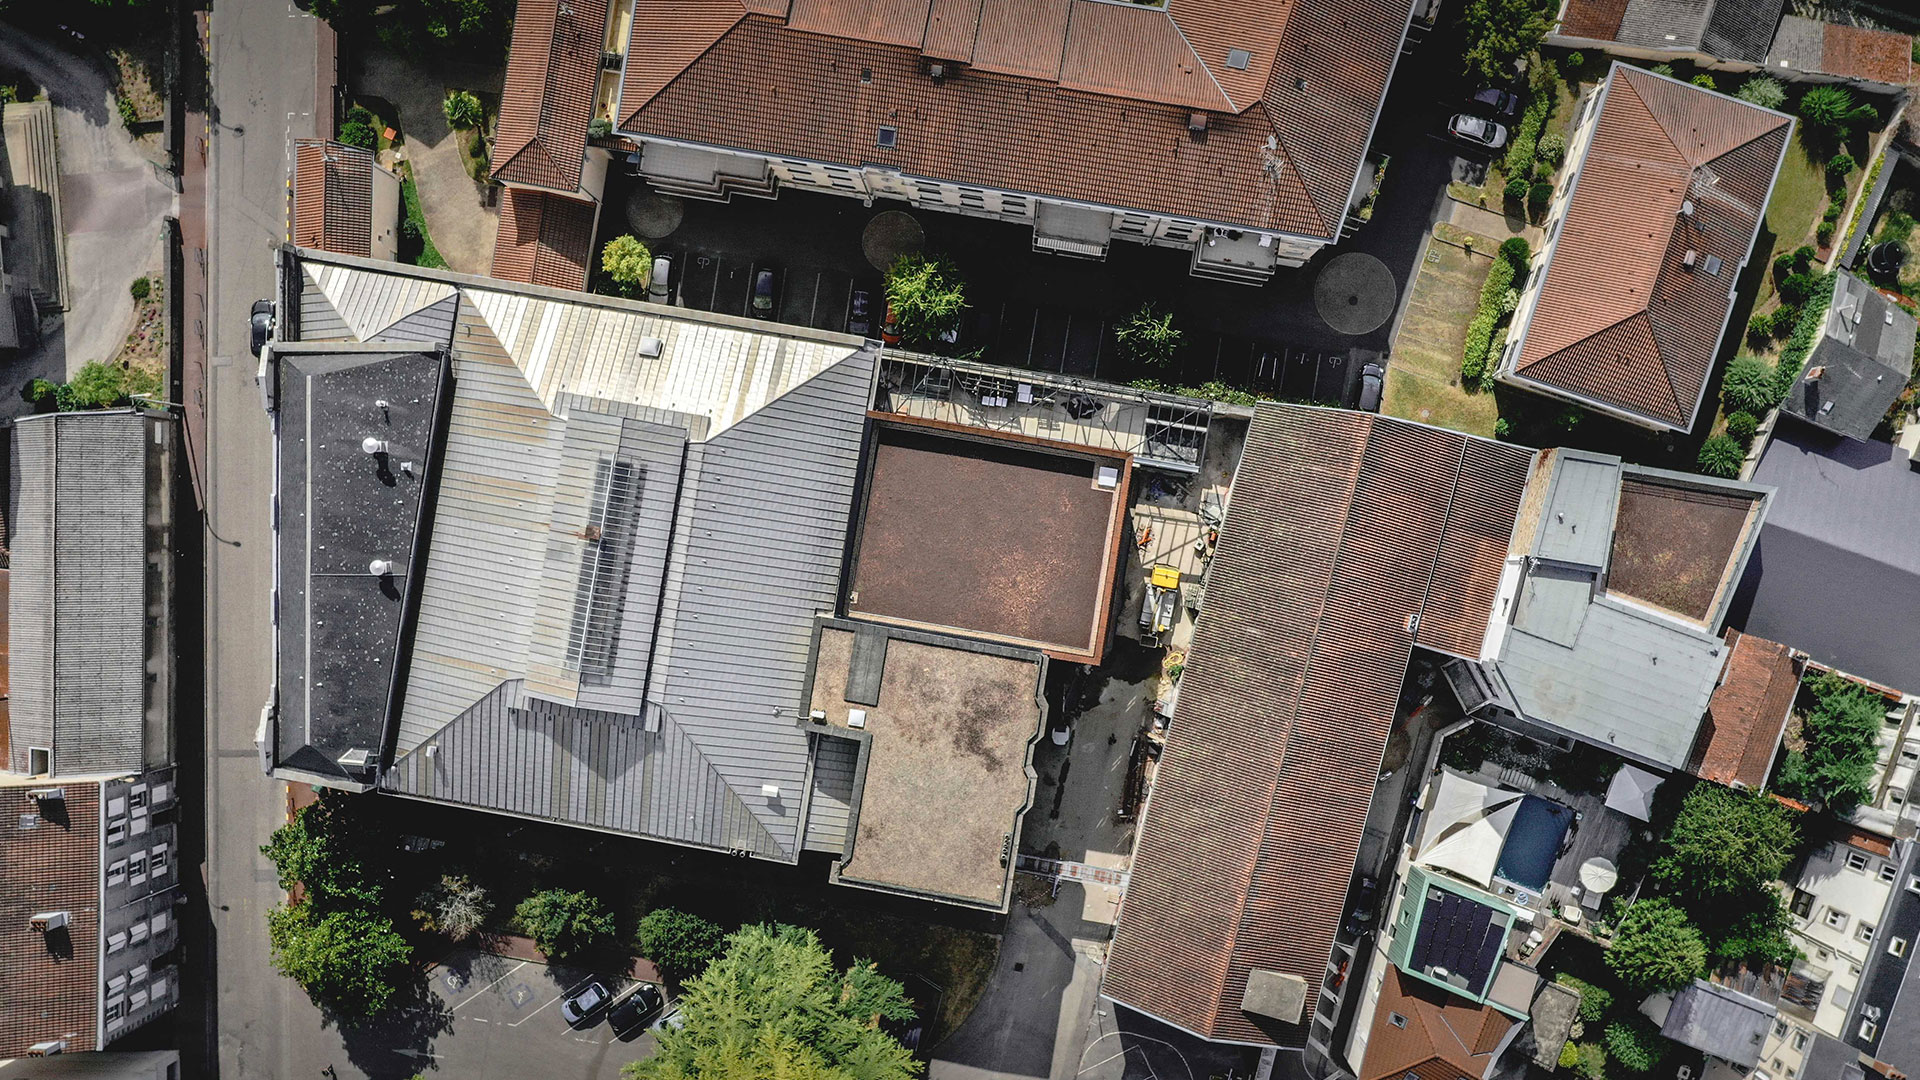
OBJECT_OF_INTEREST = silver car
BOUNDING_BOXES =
[559,980,610,1025]
[1448,113,1509,150]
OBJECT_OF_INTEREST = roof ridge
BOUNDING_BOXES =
[1160,4,1238,112]
[1263,122,1331,238]
[620,0,752,126]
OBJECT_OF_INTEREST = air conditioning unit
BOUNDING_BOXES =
[29,911,69,932]
[27,787,65,803]
[27,1040,66,1056]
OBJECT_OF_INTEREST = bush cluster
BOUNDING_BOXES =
[1605,1017,1669,1073]
[1502,86,1556,183]
[1698,434,1745,477]
[1555,973,1614,1022]
[1778,672,1887,814]
[1536,132,1566,169]
[1736,76,1787,110]
[1461,237,1532,388]
[19,361,162,414]
[1725,411,1758,446]
[339,104,378,151]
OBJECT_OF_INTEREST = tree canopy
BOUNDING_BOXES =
[637,907,729,982]
[1651,784,1799,901]
[311,0,511,56]
[1779,673,1884,814]
[266,905,413,1020]
[261,794,388,909]
[1606,898,1707,993]
[883,253,967,346]
[1457,0,1555,84]
[516,888,616,961]
[627,923,920,1080]
[1114,302,1182,368]
[601,235,654,298]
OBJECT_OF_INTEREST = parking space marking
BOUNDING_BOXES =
[447,959,528,1012]
[507,989,568,1028]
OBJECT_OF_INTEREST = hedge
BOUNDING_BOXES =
[1502,91,1555,181]
[1461,243,1529,387]
[1554,973,1613,1022]
[1775,272,1838,398]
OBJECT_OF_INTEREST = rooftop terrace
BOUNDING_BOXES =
[1609,475,1766,626]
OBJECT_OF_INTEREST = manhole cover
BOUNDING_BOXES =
[1313,252,1397,336]
[507,983,535,1010]
[625,191,685,239]
[862,210,925,272]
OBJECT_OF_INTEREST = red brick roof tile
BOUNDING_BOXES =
[619,0,748,114]
[1558,0,1630,41]
[493,0,608,192]
[292,140,374,258]
[490,188,598,291]
[1059,1,1231,112]
[1821,23,1914,87]
[1,783,100,1055]
[1103,406,1534,1044]
[1692,629,1797,789]
[1513,66,1791,429]
[1358,969,1516,1080]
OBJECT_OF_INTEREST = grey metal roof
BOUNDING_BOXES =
[1781,271,1917,441]
[1532,449,1620,569]
[287,251,876,859]
[1701,0,1786,62]
[8,411,164,776]
[803,733,859,853]
[272,347,449,779]
[1659,979,1775,1067]
[1615,0,1713,51]
[1733,425,1920,694]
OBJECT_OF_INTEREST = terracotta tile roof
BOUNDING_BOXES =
[615,0,1413,240]
[1692,629,1796,788]
[490,187,598,291]
[1103,406,1534,1045]
[1821,23,1914,87]
[292,140,374,257]
[1832,820,1894,859]
[1556,0,1630,42]
[493,0,608,192]
[0,782,100,1055]
[1358,969,1517,1080]
[1513,66,1791,429]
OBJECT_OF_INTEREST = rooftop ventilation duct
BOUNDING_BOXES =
[361,437,389,455]
[369,559,394,577]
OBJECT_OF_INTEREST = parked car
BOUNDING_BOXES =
[559,980,611,1026]
[607,982,664,1036]
[847,288,873,336]
[1356,362,1384,412]
[750,266,779,318]
[1448,113,1509,149]
[648,255,674,304]
[651,1006,686,1033]
[249,299,276,357]
[1469,87,1520,118]
[1345,875,1380,935]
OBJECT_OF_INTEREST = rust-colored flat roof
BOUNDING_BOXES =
[1822,22,1913,87]
[1609,474,1765,623]
[614,0,1415,240]
[492,0,607,192]
[1103,405,1534,1045]
[848,419,1125,664]
[489,187,597,291]
[1512,66,1791,429]
[292,140,374,257]
[1557,0,1629,41]
[1692,630,1796,789]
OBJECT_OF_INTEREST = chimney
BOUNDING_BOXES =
[1806,366,1826,382]
[1683,249,1698,268]
[1188,112,1208,135]
[928,62,945,84]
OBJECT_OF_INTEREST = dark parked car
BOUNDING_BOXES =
[1356,362,1384,412]
[1345,875,1380,935]
[750,267,779,318]
[249,299,276,357]
[559,980,610,1026]
[607,982,664,1036]
[848,288,873,336]
[1448,113,1509,150]
[1469,87,1520,118]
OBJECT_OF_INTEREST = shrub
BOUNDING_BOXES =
[1725,411,1758,446]
[338,119,376,150]
[1605,1017,1669,1073]
[1697,434,1745,477]
[116,96,139,128]
[600,234,653,297]
[346,105,375,128]
[1556,404,1583,431]
[1829,153,1857,178]
[130,276,151,302]
[19,378,58,408]
[1499,236,1532,264]
[636,908,728,981]
[1537,131,1566,168]
[1499,287,1519,315]
[1528,180,1554,217]
[1493,416,1513,440]
[1651,63,1676,78]
[1607,898,1708,992]
[1736,76,1787,110]
[1800,84,1876,136]
[1711,889,1800,969]
[1555,973,1614,1022]
[1879,209,1917,244]
[1781,272,1820,306]
[1461,244,1525,386]
[65,361,138,410]
[1559,1041,1582,1070]
[1502,90,1554,180]
[1691,73,1716,90]
[1575,1042,1608,1080]
[443,89,483,130]
[1782,672,1886,814]
[1656,785,1800,899]
[1780,275,1839,374]
[1794,244,1817,267]
[1817,221,1836,246]
[1114,301,1183,367]
[1566,50,1585,69]
[414,875,492,942]
[515,889,616,961]
[1504,175,1529,203]
[885,252,968,345]
[1462,312,1498,386]
[1722,356,1779,416]
[587,116,611,139]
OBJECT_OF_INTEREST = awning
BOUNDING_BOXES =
[1415,770,1526,887]
[1604,764,1664,821]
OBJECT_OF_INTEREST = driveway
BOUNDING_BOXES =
[404,949,663,1079]
[930,891,1105,1080]
[0,22,176,410]
[354,45,502,275]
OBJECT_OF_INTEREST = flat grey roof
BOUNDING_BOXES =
[1532,449,1618,569]
[1733,425,1920,694]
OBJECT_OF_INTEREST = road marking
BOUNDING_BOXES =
[507,990,567,1027]
[447,959,528,1012]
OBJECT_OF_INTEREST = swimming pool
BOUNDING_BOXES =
[1494,795,1573,891]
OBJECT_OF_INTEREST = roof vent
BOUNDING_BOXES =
[1226,48,1251,70]
[1293,77,1307,92]
[860,67,872,84]
[368,559,394,577]
[1683,249,1698,268]
[29,911,69,932]
[337,748,373,772]
[361,436,389,455]
[877,125,898,149]
[1680,199,1695,216]
[760,784,782,799]
[1189,112,1208,134]
[637,336,664,359]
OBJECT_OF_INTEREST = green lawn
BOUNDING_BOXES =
[1384,231,1502,436]
[400,169,447,270]
[1764,133,1827,272]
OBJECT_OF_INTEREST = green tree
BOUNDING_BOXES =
[600,235,653,298]
[1554,973,1613,1022]
[338,119,377,150]
[1458,0,1555,84]
[1785,673,1884,813]
[1607,898,1707,992]
[1605,1016,1669,1073]
[443,89,483,130]
[19,378,58,409]
[628,923,920,1080]
[637,908,728,981]
[261,793,387,909]
[1709,889,1799,969]
[516,888,616,961]
[1653,785,1799,900]
[1798,85,1876,140]
[1114,302,1182,367]
[1736,77,1787,110]
[64,361,136,409]
[884,252,967,346]
[266,904,412,1019]
[1691,74,1717,91]
[1725,411,1758,447]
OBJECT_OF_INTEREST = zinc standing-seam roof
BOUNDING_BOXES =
[1103,405,1534,1045]
[8,412,151,776]
[290,251,874,858]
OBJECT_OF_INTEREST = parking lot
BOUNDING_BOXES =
[404,949,663,1078]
